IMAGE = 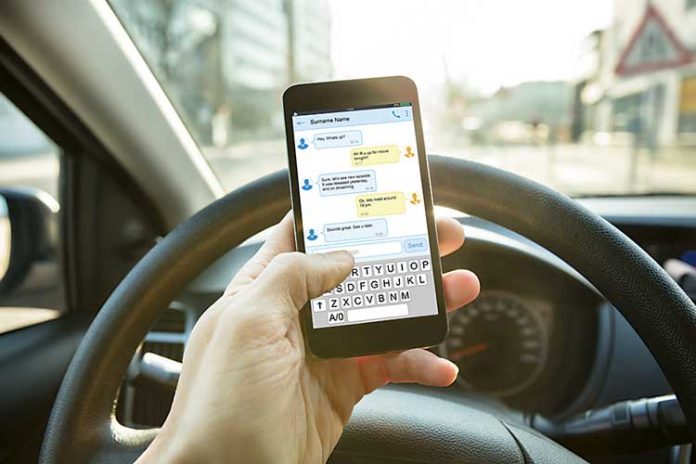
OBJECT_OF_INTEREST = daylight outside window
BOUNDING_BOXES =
[108,0,696,197]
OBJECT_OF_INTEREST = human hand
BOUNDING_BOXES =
[137,213,480,464]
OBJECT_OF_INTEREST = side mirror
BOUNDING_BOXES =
[0,188,59,295]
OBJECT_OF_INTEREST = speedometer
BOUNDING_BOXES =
[441,291,548,397]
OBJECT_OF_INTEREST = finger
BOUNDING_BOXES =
[258,211,296,255]
[253,251,354,309]
[357,349,458,393]
[442,269,480,312]
[436,217,465,257]
[226,212,295,294]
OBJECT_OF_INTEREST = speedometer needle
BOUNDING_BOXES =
[449,342,489,360]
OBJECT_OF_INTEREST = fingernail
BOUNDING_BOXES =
[441,358,458,374]
[451,362,459,377]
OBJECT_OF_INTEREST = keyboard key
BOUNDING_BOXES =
[400,290,411,301]
[382,278,392,289]
[352,295,363,307]
[327,311,345,324]
[393,276,403,288]
[312,300,326,312]
[364,293,375,305]
[373,264,384,276]
[387,291,399,303]
[417,274,427,285]
[421,259,431,271]
[369,279,380,291]
[357,280,368,292]
[351,267,360,278]
[335,284,344,295]
[405,275,416,287]
[376,292,387,304]
[385,262,396,274]
[361,265,373,277]
[397,262,408,273]
[329,298,339,310]
[408,261,419,272]
[345,281,356,293]
[340,296,352,309]
[347,304,408,322]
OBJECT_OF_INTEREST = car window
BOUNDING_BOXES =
[109,0,696,197]
[0,93,64,333]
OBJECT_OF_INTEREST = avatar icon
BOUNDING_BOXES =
[297,138,309,149]
[410,193,421,205]
[307,228,318,241]
[302,179,313,190]
[404,146,415,158]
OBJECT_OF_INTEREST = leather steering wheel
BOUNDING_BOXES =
[40,156,696,463]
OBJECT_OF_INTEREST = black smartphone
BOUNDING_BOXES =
[283,76,447,358]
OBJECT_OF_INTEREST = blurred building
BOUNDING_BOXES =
[470,81,573,145]
[577,0,696,147]
[110,0,332,145]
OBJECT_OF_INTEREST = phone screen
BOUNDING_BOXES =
[292,102,438,329]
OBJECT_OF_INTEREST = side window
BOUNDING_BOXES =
[0,93,64,333]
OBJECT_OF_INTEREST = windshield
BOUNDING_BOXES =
[109,0,696,196]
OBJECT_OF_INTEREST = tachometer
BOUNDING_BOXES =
[441,291,548,397]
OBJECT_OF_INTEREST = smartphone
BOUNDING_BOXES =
[283,76,447,358]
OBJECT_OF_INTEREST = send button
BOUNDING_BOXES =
[403,237,428,253]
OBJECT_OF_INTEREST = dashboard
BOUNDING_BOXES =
[442,290,553,398]
[119,198,695,433]
[435,216,602,415]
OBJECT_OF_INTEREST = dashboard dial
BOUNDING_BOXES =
[441,291,548,397]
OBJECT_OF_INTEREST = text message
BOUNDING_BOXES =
[323,219,388,242]
[356,192,406,217]
[350,145,400,166]
[318,170,376,196]
[313,130,362,149]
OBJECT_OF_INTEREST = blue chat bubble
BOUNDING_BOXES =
[313,130,362,149]
[323,219,388,243]
[318,170,376,196]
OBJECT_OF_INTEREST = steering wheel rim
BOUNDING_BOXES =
[40,155,696,463]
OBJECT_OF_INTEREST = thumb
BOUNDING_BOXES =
[254,251,354,309]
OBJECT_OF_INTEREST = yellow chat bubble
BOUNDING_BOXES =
[350,145,400,166]
[356,192,405,217]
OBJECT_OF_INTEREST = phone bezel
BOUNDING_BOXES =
[283,76,447,358]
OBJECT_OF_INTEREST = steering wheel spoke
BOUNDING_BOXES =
[95,422,158,463]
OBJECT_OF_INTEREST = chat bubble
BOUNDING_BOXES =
[350,145,399,166]
[313,130,362,149]
[356,192,405,217]
[323,219,388,242]
[318,170,376,196]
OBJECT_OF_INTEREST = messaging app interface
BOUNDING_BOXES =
[293,103,438,328]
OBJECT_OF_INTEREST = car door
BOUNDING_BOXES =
[0,40,164,464]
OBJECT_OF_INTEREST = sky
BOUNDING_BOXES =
[329,0,613,94]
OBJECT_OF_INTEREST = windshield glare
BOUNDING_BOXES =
[109,0,696,197]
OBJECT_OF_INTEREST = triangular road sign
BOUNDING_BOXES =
[615,4,693,76]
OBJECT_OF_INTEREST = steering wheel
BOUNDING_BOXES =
[39,156,696,463]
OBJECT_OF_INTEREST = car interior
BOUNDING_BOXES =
[1,0,696,463]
